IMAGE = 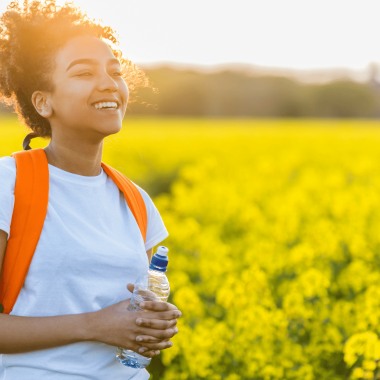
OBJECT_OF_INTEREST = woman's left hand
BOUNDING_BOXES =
[126,283,181,353]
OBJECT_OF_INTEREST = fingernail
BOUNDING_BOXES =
[139,347,147,353]
[177,312,182,317]
[169,342,173,347]
[137,337,143,342]
[136,319,142,325]
[140,302,145,308]
[175,327,179,333]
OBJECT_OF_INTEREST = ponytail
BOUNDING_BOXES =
[23,132,39,151]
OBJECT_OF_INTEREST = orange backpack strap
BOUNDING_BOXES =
[101,162,147,244]
[0,148,49,314]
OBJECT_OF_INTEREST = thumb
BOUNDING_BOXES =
[126,283,135,293]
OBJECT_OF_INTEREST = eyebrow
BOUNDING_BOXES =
[66,58,120,72]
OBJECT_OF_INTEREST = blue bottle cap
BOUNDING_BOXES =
[149,246,169,272]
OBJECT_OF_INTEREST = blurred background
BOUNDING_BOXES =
[2,1,380,379]
[2,0,380,118]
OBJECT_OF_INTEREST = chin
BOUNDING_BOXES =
[98,123,122,137]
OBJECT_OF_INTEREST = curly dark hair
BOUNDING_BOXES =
[0,0,153,139]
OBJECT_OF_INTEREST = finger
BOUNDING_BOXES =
[136,317,177,330]
[142,310,182,320]
[139,301,179,312]
[139,349,160,358]
[137,341,173,352]
[126,283,134,293]
[129,343,159,357]
[140,326,179,340]
[136,335,169,344]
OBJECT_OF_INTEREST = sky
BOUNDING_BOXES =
[1,0,380,73]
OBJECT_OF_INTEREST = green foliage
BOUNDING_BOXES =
[2,68,380,118]
[3,116,380,379]
[123,68,380,118]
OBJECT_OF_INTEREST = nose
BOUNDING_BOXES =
[97,70,118,92]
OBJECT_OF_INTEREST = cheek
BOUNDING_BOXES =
[53,82,92,115]
[65,81,92,102]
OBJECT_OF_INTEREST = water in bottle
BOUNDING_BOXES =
[116,246,170,369]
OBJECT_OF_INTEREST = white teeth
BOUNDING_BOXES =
[93,101,118,109]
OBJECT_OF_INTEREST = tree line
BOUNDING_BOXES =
[1,67,380,118]
[127,67,380,118]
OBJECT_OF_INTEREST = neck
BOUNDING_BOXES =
[44,134,104,177]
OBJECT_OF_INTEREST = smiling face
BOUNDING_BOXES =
[40,34,129,142]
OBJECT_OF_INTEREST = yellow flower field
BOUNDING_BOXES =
[2,116,380,380]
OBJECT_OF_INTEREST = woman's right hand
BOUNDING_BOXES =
[86,297,180,358]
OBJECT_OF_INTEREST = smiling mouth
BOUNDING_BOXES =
[91,104,120,112]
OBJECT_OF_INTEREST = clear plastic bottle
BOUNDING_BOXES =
[116,246,170,369]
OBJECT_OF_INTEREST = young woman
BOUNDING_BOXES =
[0,1,181,379]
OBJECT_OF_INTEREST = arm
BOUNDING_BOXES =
[0,230,90,354]
[0,231,177,357]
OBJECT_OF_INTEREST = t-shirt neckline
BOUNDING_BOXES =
[48,163,107,187]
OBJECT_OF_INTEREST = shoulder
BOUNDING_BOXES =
[0,156,16,175]
[130,181,169,250]
[130,181,153,206]
[0,156,16,189]
[0,157,16,236]
[130,181,162,218]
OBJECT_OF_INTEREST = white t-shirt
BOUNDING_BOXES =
[0,156,169,380]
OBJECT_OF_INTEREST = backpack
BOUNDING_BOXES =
[0,148,147,314]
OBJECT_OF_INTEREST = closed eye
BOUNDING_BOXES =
[77,72,121,77]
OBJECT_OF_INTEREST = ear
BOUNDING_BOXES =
[31,91,53,118]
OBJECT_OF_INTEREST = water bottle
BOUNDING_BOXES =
[116,246,170,369]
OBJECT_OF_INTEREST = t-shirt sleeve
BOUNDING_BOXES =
[132,182,169,251]
[0,157,16,238]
